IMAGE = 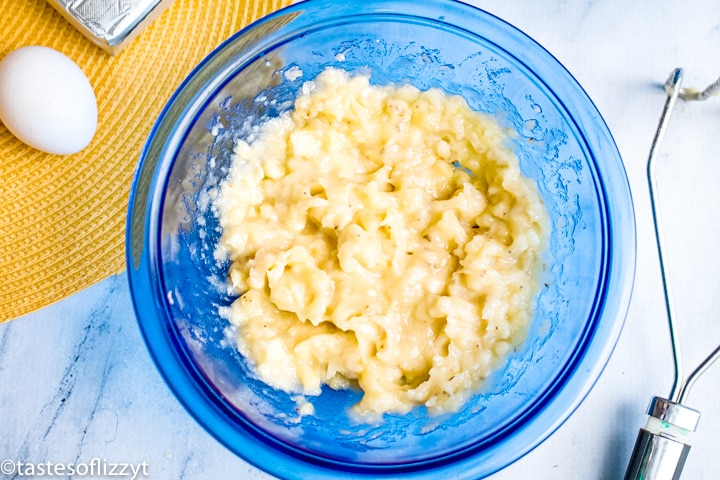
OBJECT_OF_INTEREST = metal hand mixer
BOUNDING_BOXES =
[624,69,720,479]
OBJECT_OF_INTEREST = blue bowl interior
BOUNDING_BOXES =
[128,1,635,479]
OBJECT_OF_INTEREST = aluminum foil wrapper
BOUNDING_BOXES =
[47,0,175,55]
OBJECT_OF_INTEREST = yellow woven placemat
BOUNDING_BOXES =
[0,0,292,322]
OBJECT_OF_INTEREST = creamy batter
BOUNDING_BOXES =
[215,68,549,416]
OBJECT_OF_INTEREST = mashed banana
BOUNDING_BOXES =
[215,68,549,416]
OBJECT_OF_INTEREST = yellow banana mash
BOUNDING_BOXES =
[215,68,549,416]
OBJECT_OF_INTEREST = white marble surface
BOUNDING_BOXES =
[3,0,720,478]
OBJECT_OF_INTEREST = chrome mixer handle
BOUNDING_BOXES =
[624,68,720,480]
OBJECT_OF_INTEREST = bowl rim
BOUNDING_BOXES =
[126,0,636,478]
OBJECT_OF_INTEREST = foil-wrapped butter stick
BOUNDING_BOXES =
[46,0,176,55]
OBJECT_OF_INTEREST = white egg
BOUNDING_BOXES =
[0,45,98,155]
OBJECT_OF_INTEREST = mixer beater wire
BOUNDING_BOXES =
[624,68,720,480]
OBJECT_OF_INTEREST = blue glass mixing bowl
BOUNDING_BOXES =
[126,0,636,478]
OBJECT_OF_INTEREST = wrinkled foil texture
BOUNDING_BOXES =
[47,0,175,54]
